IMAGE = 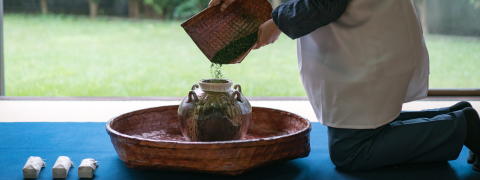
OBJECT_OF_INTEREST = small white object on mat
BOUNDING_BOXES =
[52,156,73,178]
[22,156,45,179]
[78,158,98,178]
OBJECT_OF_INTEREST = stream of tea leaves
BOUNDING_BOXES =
[210,63,224,79]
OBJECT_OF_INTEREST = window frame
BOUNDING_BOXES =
[0,0,4,96]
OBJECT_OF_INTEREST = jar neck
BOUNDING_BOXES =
[199,79,233,92]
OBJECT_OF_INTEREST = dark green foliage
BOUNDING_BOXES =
[143,0,209,19]
[211,32,258,64]
[173,0,210,19]
[143,0,181,19]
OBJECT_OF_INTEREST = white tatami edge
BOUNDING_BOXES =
[0,100,479,122]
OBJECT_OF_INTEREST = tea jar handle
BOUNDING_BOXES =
[234,84,242,93]
[191,84,199,90]
[187,90,199,103]
[232,91,243,102]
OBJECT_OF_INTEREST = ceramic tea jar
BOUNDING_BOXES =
[178,79,251,141]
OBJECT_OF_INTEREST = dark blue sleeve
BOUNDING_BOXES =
[272,0,351,39]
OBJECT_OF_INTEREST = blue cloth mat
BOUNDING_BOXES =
[0,122,479,180]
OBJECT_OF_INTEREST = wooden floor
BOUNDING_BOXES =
[1,97,479,122]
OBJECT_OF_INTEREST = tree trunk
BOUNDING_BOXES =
[40,0,48,14]
[128,0,140,18]
[271,0,281,8]
[414,0,428,34]
[88,0,99,19]
[143,4,154,18]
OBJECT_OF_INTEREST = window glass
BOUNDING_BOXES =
[4,0,479,97]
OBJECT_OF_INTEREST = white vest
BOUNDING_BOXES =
[298,0,429,129]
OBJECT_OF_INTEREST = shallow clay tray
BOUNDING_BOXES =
[106,105,311,175]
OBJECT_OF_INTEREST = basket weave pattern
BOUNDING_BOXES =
[106,105,311,175]
[181,0,272,64]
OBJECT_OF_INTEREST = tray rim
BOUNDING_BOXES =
[106,105,311,146]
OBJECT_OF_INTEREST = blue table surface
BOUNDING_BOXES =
[1,122,479,180]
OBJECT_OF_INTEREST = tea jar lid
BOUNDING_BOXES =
[199,79,233,92]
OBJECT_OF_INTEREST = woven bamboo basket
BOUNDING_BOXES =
[181,0,272,64]
[106,105,311,175]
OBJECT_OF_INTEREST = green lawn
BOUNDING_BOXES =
[5,14,480,97]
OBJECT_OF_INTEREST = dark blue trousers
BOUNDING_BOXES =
[328,107,467,171]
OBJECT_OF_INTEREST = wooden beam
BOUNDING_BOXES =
[428,89,480,96]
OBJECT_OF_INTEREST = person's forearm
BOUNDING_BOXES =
[272,0,351,39]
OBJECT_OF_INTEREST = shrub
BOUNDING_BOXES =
[143,0,208,19]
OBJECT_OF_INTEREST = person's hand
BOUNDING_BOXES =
[208,0,236,11]
[253,19,281,50]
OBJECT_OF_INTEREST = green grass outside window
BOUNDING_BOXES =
[5,14,480,96]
